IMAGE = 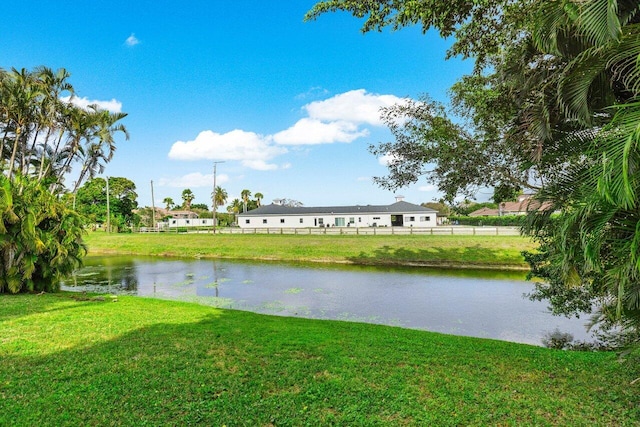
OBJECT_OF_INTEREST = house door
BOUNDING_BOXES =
[391,215,404,226]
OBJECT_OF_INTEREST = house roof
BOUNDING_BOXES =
[468,207,500,217]
[168,210,199,218]
[468,198,553,216]
[238,201,437,217]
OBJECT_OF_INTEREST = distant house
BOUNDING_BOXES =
[162,210,215,228]
[468,207,500,217]
[237,197,438,228]
[169,210,199,219]
[468,194,550,217]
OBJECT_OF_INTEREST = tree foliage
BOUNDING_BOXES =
[0,67,128,192]
[75,177,138,231]
[181,188,195,210]
[308,0,640,343]
[0,66,127,292]
[0,174,85,293]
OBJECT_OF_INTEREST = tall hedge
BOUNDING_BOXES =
[449,215,525,227]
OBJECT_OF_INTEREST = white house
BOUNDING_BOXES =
[237,199,438,228]
[161,211,214,229]
[165,218,215,228]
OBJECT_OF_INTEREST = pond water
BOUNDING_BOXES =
[61,256,593,346]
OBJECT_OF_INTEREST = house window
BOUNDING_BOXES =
[358,217,362,223]
[280,219,285,224]
[263,219,267,224]
[420,216,430,222]
[335,217,345,227]
[318,218,324,226]
[186,220,190,224]
[299,218,304,224]
[245,219,250,224]
[408,217,415,222]
[349,217,355,224]
[373,217,381,220]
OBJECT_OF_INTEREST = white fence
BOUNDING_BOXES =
[139,226,522,236]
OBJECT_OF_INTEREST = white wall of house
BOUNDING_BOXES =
[402,213,437,226]
[166,218,215,228]
[240,212,437,228]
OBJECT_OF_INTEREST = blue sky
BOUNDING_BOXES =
[2,0,474,208]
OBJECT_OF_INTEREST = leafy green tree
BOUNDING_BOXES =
[0,174,85,293]
[421,201,451,216]
[190,203,209,211]
[492,184,521,205]
[75,177,138,231]
[181,189,195,211]
[0,66,127,293]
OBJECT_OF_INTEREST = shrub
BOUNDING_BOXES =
[0,174,86,293]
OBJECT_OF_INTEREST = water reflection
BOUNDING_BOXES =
[64,256,139,293]
[61,256,591,346]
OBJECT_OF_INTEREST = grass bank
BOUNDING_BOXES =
[83,232,536,270]
[1,294,638,426]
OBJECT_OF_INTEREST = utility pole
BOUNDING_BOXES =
[150,180,156,231]
[212,161,225,234]
[106,176,110,233]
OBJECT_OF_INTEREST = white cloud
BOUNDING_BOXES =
[158,172,229,188]
[168,129,286,170]
[419,185,436,192]
[168,89,413,170]
[304,89,405,126]
[273,118,368,145]
[125,33,140,47]
[378,153,401,166]
[295,86,330,100]
[241,160,278,171]
[61,96,122,113]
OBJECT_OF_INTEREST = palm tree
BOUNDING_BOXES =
[240,189,251,213]
[31,67,73,181]
[213,186,228,209]
[181,188,195,211]
[4,68,40,179]
[254,192,264,207]
[227,198,242,225]
[74,108,128,191]
[522,0,640,331]
[162,197,174,210]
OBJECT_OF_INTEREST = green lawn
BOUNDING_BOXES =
[83,232,536,269]
[1,294,638,426]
